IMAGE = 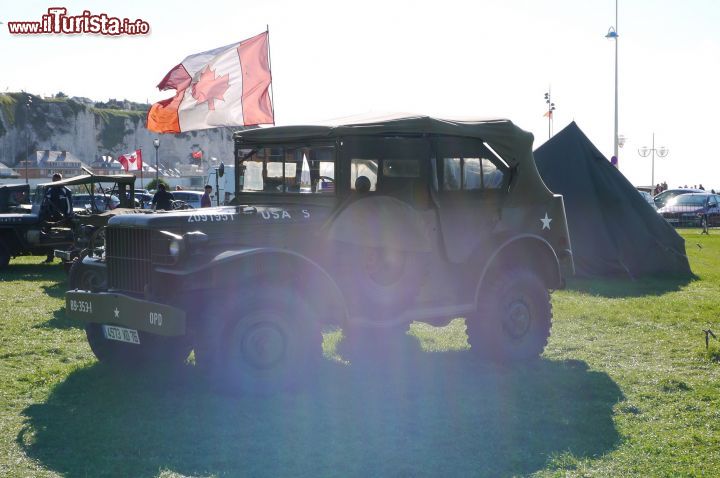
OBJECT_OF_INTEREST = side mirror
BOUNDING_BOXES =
[218,162,225,178]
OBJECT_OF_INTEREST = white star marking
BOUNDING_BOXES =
[114,307,120,318]
[540,213,552,230]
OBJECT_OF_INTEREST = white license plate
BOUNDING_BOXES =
[102,325,140,344]
[667,218,679,223]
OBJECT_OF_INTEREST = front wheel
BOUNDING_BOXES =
[195,289,322,394]
[68,258,106,291]
[466,269,552,361]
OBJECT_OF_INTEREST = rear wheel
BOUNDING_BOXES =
[467,268,552,361]
[0,239,10,269]
[195,288,322,394]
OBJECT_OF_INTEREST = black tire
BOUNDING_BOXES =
[85,323,192,369]
[68,258,106,291]
[0,239,10,269]
[466,269,552,361]
[194,288,322,394]
[62,260,74,275]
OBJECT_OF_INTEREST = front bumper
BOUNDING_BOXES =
[66,290,186,336]
[54,249,74,261]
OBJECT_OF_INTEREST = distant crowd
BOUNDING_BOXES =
[652,182,715,195]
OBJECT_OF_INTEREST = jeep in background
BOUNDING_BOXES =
[0,179,77,269]
[0,184,32,215]
[52,173,137,274]
[66,114,574,393]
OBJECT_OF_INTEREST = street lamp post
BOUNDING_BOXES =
[638,133,669,188]
[24,96,33,184]
[606,0,619,167]
[543,90,556,139]
[153,138,160,185]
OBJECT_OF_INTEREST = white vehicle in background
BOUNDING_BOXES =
[171,190,205,209]
[206,163,234,206]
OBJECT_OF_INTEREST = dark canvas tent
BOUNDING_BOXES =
[534,122,691,278]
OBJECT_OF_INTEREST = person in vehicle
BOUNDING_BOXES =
[151,183,174,211]
[355,176,371,193]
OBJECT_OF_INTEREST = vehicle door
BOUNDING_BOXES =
[431,136,511,264]
[327,136,437,313]
[710,195,720,226]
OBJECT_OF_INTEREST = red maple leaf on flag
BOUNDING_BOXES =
[191,67,230,111]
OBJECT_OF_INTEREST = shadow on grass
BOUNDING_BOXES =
[1,261,66,283]
[35,308,83,330]
[19,351,623,477]
[41,281,67,299]
[566,273,696,298]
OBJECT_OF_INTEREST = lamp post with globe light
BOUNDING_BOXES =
[606,0,619,167]
[638,133,668,189]
[24,95,32,184]
[153,138,160,185]
[544,91,556,139]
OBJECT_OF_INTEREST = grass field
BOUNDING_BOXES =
[1,230,719,477]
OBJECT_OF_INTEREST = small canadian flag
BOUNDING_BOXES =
[118,150,143,171]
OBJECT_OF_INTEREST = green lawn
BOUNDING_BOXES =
[1,230,719,477]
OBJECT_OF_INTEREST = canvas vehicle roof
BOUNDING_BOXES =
[234,114,534,168]
[0,183,30,191]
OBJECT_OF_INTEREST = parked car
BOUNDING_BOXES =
[170,190,205,209]
[72,194,120,212]
[653,188,703,209]
[657,193,720,228]
[134,193,154,209]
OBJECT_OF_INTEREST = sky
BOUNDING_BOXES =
[2,0,719,188]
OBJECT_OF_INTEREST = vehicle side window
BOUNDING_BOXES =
[383,159,420,178]
[242,146,335,194]
[440,157,506,192]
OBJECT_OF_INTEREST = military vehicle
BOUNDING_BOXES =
[0,179,76,269]
[52,173,137,274]
[0,183,32,215]
[66,115,574,393]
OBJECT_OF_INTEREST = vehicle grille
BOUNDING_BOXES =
[106,227,153,293]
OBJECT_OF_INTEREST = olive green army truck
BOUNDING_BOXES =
[65,114,574,392]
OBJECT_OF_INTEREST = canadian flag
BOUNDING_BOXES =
[147,31,274,133]
[118,150,143,171]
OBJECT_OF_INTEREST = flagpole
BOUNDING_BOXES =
[266,24,276,125]
[139,148,144,189]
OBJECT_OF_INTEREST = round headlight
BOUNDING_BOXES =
[168,239,182,257]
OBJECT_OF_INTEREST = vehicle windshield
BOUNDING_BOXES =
[668,195,706,207]
[239,145,335,194]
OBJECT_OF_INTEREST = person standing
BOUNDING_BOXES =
[201,185,213,208]
[151,183,174,211]
[43,173,73,262]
